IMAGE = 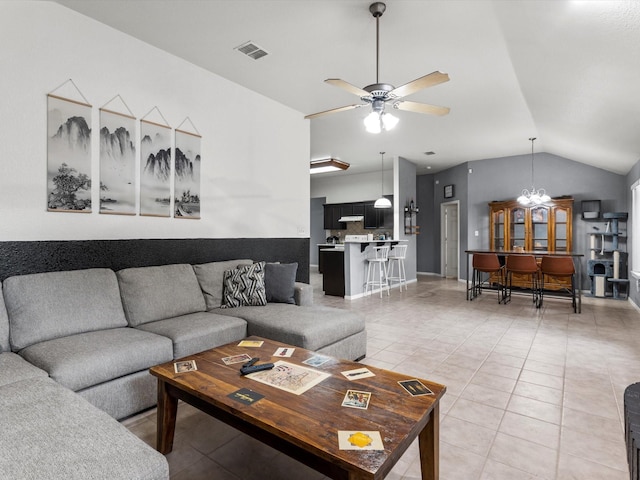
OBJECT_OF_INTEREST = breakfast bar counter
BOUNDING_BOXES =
[343,239,407,299]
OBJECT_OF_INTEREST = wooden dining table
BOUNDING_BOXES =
[465,249,584,313]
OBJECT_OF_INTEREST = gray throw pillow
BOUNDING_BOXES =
[265,262,298,304]
[221,262,267,308]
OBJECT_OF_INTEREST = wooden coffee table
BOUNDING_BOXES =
[150,336,445,480]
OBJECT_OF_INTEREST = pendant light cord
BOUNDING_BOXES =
[529,137,536,187]
[380,151,385,196]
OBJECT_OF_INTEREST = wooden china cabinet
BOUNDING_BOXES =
[489,197,573,253]
[489,197,573,288]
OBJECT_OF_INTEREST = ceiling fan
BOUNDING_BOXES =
[304,2,450,133]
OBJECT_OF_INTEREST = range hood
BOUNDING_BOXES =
[338,215,364,222]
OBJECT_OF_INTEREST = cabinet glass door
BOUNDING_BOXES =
[531,206,549,251]
[554,207,569,252]
[492,209,505,250]
[510,208,526,249]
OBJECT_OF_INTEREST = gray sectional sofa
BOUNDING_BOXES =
[0,259,366,479]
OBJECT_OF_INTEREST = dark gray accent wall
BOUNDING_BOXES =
[419,152,627,290]
[416,163,469,274]
[416,174,435,272]
[0,238,310,283]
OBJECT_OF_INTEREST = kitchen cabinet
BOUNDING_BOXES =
[325,199,390,230]
[323,204,344,230]
[320,249,345,296]
[364,197,393,229]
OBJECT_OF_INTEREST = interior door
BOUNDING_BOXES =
[441,201,459,278]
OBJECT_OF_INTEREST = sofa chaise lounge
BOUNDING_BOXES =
[0,258,366,479]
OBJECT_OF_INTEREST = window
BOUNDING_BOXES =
[632,180,640,276]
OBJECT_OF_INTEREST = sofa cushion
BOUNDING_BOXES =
[117,264,206,327]
[265,262,297,304]
[136,311,247,359]
[0,284,9,352]
[3,269,128,351]
[219,304,366,352]
[0,352,48,387]
[221,262,267,308]
[0,377,169,480]
[19,328,173,392]
[193,259,253,310]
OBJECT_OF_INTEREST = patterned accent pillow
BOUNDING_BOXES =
[221,262,267,308]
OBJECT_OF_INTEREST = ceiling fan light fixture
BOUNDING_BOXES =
[364,111,382,133]
[364,111,398,134]
[381,112,399,130]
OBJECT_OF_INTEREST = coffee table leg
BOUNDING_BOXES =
[156,379,178,454]
[418,403,440,480]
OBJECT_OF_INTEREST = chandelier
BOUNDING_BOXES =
[517,137,550,205]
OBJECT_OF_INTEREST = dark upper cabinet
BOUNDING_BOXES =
[340,204,353,217]
[325,199,391,230]
[363,197,393,229]
[364,203,378,229]
[324,204,344,230]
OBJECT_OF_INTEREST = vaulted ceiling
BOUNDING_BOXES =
[56,0,640,176]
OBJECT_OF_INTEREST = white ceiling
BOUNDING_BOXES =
[55,0,640,176]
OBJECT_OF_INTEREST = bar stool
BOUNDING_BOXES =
[471,253,505,303]
[505,255,541,307]
[365,245,390,298]
[387,245,408,292]
[540,256,576,312]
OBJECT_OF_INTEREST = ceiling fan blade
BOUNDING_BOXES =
[304,104,364,120]
[389,71,450,98]
[325,79,370,97]
[394,100,450,116]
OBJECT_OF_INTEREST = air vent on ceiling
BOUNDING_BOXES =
[235,41,269,60]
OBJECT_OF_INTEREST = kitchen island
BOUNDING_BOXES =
[320,239,408,299]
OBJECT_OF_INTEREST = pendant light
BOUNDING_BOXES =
[517,137,550,205]
[374,151,392,208]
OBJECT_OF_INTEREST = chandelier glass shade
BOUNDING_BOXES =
[517,137,550,205]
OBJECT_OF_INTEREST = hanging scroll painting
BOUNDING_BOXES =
[99,109,136,215]
[140,120,171,217]
[174,129,201,219]
[47,95,92,212]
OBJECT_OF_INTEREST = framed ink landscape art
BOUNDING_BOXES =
[174,129,201,219]
[47,95,92,212]
[140,119,171,217]
[99,108,136,215]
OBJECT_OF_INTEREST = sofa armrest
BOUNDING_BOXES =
[294,282,313,306]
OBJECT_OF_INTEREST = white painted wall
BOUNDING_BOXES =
[0,2,309,241]
[311,170,393,204]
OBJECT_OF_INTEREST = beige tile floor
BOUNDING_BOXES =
[125,271,640,479]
